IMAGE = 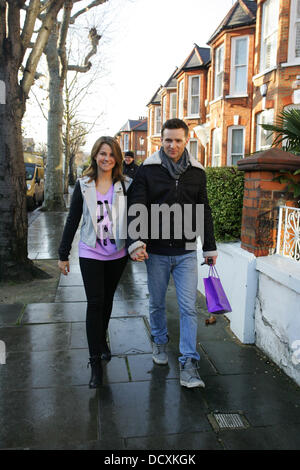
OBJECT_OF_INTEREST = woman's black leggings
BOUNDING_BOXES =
[79,256,128,357]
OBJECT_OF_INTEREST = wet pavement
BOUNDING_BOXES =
[0,209,300,450]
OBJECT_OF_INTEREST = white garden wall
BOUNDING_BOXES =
[197,242,300,386]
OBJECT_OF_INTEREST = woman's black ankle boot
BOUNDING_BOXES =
[88,356,103,388]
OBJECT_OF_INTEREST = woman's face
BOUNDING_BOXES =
[95,143,116,174]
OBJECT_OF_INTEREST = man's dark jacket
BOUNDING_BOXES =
[126,150,217,257]
[123,161,139,179]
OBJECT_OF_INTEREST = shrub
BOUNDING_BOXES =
[206,167,244,242]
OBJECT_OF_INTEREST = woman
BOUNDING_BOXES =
[58,136,131,388]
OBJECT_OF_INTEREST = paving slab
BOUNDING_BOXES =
[0,323,72,353]
[0,387,98,449]
[219,423,300,450]
[108,317,152,355]
[199,339,274,375]
[21,302,86,324]
[1,350,129,389]
[126,430,223,450]
[202,373,300,427]
[0,303,24,326]
[97,381,211,440]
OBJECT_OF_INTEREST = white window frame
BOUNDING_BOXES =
[260,0,279,73]
[212,128,222,167]
[214,44,224,99]
[162,95,167,124]
[188,139,198,160]
[170,92,177,118]
[187,75,201,117]
[123,133,129,152]
[178,79,184,119]
[227,126,245,166]
[256,109,274,151]
[288,0,300,65]
[154,106,161,136]
[230,36,249,96]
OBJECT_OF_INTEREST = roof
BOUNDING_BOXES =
[118,119,148,133]
[147,85,163,106]
[175,44,210,77]
[207,0,257,45]
[163,67,178,88]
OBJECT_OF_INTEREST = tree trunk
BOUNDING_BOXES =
[43,26,66,211]
[0,64,33,280]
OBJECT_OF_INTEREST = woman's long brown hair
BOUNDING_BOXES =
[83,136,124,183]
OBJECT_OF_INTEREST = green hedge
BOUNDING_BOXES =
[206,167,244,242]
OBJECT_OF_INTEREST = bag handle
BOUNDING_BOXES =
[209,265,220,278]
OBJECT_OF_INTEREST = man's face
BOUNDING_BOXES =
[161,128,189,162]
[124,156,134,165]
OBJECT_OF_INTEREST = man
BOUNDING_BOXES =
[123,150,139,179]
[127,118,217,388]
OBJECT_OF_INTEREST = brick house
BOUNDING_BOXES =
[147,85,163,156]
[139,0,299,166]
[206,0,257,167]
[251,0,300,153]
[115,118,148,163]
[175,44,211,165]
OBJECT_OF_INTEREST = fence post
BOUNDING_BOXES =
[237,148,300,257]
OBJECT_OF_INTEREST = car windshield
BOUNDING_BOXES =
[25,163,35,181]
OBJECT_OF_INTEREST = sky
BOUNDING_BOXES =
[23,0,236,154]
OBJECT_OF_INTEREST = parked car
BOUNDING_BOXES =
[24,152,45,210]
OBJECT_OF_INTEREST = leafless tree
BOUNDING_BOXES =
[0,0,65,280]
[43,0,106,211]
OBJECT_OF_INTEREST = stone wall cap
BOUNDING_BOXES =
[237,148,300,171]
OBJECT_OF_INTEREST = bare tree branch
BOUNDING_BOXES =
[68,27,101,72]
[21,0,65,98]
[58,1,73,84]
[70,0,108,24]
[21,0,40,55]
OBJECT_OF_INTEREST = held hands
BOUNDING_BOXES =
[58,260,70,276]
[130,244,149,262]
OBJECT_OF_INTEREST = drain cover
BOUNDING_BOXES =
[208,412,248,431]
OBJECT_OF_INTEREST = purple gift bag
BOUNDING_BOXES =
[203,266,232,315]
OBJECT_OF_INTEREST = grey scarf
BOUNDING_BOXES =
[159,147,190,180]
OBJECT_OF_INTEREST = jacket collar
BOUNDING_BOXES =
[143,150,205,170]
[80,176,126,192]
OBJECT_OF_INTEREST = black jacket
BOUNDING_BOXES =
[126,151,217,256]
[123,161,139,179]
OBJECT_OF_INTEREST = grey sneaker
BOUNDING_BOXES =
[180,358,205,388]
[152,341,168,365]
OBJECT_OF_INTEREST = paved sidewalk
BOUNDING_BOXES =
[0,210,300,450]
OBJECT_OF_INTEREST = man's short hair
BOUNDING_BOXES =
[125,150,134,158]
[161,118,189,138]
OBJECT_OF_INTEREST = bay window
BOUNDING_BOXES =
[214,44,224,99]
[260,0,279,72]
[230,36,249,95]
[188,75,200,116]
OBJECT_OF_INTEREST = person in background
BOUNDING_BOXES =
[58,136,131,389]
[123,150,139,180]
[127,118,217,389]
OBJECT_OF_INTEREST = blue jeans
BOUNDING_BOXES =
[145,251,200,365]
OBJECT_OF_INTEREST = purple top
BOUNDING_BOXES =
[79,184,127,261]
